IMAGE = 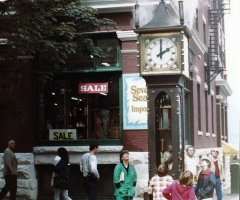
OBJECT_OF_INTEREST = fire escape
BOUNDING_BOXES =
[206,0,231,94]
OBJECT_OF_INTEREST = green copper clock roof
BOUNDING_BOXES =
[140,1,179,29]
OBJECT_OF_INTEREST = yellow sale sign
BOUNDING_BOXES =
[49,129,77,140]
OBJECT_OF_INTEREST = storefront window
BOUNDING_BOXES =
[97,39,118,67]
[39,73,121,141]
[65,34,120,70]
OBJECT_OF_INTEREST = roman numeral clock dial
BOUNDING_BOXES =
[144,37,178,72]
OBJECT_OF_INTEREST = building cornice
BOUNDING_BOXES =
[116,30,137,41]
[216,95,223,100]
[215,79,233,96]
[81,0,160,13]
[189,65,199,74]
[81,0,177,18]
[189,27,208,56]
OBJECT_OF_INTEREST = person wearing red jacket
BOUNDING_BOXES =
[162,170,196,200]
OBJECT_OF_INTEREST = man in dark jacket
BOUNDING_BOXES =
[195,156,216,200]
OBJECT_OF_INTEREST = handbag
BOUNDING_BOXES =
[86,155,96,180]
[53,175,69,190]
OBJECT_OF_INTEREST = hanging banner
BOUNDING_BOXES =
[78,82,108,94]
[123,74,148,130]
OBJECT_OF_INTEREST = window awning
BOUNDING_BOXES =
[222,140,239,155]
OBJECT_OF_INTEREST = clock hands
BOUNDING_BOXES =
[160,39,162,59]
[157,46,173,59]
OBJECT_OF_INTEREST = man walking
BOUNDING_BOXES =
[0,140,18,200]
[210,149,222,200]
[80,142,100,200]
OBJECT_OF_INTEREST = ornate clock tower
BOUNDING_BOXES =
[134,0,191,180]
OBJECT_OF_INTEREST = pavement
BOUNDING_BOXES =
[212,188,239,200]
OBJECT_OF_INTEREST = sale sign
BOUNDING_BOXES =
[78,83,108,94]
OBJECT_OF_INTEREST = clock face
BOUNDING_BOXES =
[145,37,177,70]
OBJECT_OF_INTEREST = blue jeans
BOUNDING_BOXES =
[116,197,133,200]
[215,178,222,200]
[83,177,98,200]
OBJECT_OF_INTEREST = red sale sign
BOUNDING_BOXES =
[78,83,108,94]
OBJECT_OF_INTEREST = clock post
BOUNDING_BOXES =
[134,0,191,180]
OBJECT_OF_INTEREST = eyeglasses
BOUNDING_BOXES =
[212,150,218,153]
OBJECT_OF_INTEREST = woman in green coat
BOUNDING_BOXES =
[113,149,137,200]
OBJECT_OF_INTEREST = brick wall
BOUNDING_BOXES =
[123,130,148,152]
[0,62,34,152]
[99,12,133,31]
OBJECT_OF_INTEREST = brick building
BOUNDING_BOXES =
[0,0,234,199]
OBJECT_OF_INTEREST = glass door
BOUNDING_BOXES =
[155,92,173,170]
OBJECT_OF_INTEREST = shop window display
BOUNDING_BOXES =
[39,74,120,141]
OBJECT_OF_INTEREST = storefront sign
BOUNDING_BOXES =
[123,74,148,130]
[78,83,108,94]
[49,129,77,140]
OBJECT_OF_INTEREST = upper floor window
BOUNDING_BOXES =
[66,32,121,71]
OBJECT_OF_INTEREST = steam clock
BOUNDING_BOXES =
[134,0,191,180]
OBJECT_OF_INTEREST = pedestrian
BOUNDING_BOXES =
[184,145,198,190]
[113,149,137,200]
[184,145,198,180]
[195,156,216,200]
[0,140,18,200]
[80,142,100,200]
[148,163,173,200]
[210,149,223,200]
[52,147,71,200]
[162,170,196,200]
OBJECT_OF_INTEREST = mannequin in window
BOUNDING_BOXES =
[100,106,109,139]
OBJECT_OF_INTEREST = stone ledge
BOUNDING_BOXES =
[35,151,148,165]
[33,146,124,153]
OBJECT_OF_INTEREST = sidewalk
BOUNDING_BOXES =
[213,188,239,200]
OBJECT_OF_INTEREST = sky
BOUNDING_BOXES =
[225,0,240,150]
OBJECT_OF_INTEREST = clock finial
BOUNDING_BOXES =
[135,1,139,29]
[178,1,184,25]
